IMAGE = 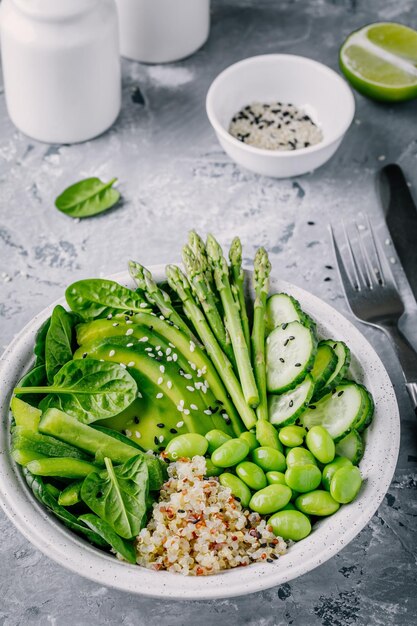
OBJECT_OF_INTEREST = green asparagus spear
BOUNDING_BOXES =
[128,260,195,340]
[229,237,251,354]
[206,235,259,408]
[251,247,271,422]
[182,245,234,363]
[166,265,256,431]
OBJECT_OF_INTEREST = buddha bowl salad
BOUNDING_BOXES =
[9,232,373,576]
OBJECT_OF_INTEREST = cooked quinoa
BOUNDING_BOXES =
[135,456,287,576]
[229,101,323,151]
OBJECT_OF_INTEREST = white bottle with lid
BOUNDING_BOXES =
[0,0,121,143]
[115,0,210,64]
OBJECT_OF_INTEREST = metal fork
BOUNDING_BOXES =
[330,219,417,415]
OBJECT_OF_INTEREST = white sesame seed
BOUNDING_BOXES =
[195,382,202,389]
[177,405,184,412]
[169,343,175,348]
[158,351,163,357]
[137,391,143,398]
[128,361,135,367]
[126,328,134,336]
[167,380,173,389]
[138,335,148,341]
[140,302,148,308]
[135,431,142,438]
[166,347,172,355]
[180,400,185,406]
[148,353,155,358]
[157,377,163,385]
[201,385,207,394]
[109,350,115,357]
[190,341,195,352]
[160,365,165,373]
[172,353,178,362]
[112,322,119,327]
[126,320,133,324]
[183,409,190,415]
[145,347,152,352]
[125,429,132,437]
[126,342,133,347]
[190,404,198,410]
[156,393,163,399]
[222,413,229,421]
[159,315,165,320]
[186,385,195,392]
[155,346,161,351]
[176,421,184,428]
[107,314,113,319]
[204,409,212,415]
[184,373,192,380]
[158,435,164,443]
[188,361,197,370]
[167,356,173,361]
[120,363,127,369]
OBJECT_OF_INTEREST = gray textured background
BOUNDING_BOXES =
[1,0,417,624]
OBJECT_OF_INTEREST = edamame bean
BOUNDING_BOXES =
[236,461,267,490]
[251,446,286,472]
[269,509,312,541]
[205,458,223,477]
[211,438,249,468]
[279,425,306,448]
[165,433,208,460]
[219,473,251,507]
[285,464,322,493]
[239,431,258,452]
[322,456,353,491]
[266,471,286,486]
[249,484,292,514]
[330,466,362,504]
[305,426,335,464]
[295,490,340,516]
[286,447,317,467]
[205,429,232,454]
[255,421,283,451]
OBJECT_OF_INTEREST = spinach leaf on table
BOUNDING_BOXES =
[45,305,76,383]
[55,177,120,219]
[14,359,138,424]
[81,455,149,539]
[66,279,151,320]
[78,514,137,563]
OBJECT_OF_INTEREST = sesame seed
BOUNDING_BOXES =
[284,339,289,347]
[157,377,163,385]
[190,404,198,410]
[186,385,195,392]
[157,351,163,357]
[166,348,172,355]
[120,363,127,369]
[109,350,116,357]
[177,405,184,412]
[159,315,165,320]
[112,322,119,327]
[145,347,152,352]
[289,400,294,407]
[167,380,173,389]
[309,405,316,410]
[154,436,159,445]
[155,345,161,351]
[135,431,141,438]
[107,314,113,319]
[338,390,345,397]
[167,356,172,361]
[294,363,302,367]
[180,400,184,407]
[184,373,192,380]
[169,343,175,348]
[172,353,178,362]
[126,328,134,336]
[127,361,135,367]
[126,320,133,325]
[126,342,134,347]
[189,361,197,370]
[125,429,132,437]
[138,335,148,341]
[157,423,165,428]
[137,391,143,398]
[204,409,212,415]
[148,353,155,358]
[190,341,195,352]
[170,428,178,434]
[156,393,163,399]
[140,302,148,308]
[183,409,190,415]
[282,323,288,330]
[160,365,165,373]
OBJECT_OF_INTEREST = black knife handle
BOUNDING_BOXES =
[381,322,417,416]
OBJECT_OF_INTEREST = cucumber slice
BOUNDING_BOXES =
[319,340,351,394]
[354,385,375,432]
[310,343,338,395]
[266,294,304,335]
[268,375,314,427]
[335,430,364,465]
[266,321,317,394]
[10,397,41,432]
[301,382,365,441]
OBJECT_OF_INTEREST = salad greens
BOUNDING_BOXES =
[9,230,374,568]
[55,177,120,219]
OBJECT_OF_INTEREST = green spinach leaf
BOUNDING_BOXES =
[66,279,151,320]
[79,514,137,563]
[15,359,138,424]
[81,455,149,539]
[55,177,120,219]
[23,469,108,548]
[15,364,48,407]
[34,317,51,366]
[45,305,75,383]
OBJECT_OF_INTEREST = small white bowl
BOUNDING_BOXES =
[206,54,355,178]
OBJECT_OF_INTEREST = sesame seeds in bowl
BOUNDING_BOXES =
[206,54,355,178]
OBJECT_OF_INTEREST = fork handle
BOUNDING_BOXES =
[381,322,417,416]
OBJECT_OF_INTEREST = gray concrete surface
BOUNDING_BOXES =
[1,0,417,624]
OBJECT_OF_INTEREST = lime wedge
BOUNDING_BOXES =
[340,22,417,102]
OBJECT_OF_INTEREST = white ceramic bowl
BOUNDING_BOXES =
[0,267,399,599]
[206,54,355,178]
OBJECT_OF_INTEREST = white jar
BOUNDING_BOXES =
[115,0,210,64]
[0,0,121,143]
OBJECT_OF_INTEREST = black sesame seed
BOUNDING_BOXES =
[234,496,241,502]
[325,265,333,270]
[96,491,103,498]
[284,339,290,347]
[82,353,87,359]
[125,315,130,321]
[282,323,288,330]
[333,343,337,349]
[154,436,159,445]
[308,221,315,226]
[289,335,295,341]
[178,509,185,513]
[309,405,316,410]
[289,400,294,407]
[133,416,140,424]
[270,553,278,560]
[158,446,165,452]
[279,358,285,363]
[338,390,345,397]
[324,277,332,282]
[267,558,274,563]
[106,314,113,320]
[260,542,267,548]
[170,428,178,434]
[295,363,302,367]
[211,406,220,414]
[157,423,165,428]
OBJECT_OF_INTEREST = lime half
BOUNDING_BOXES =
[340,22,417,102]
